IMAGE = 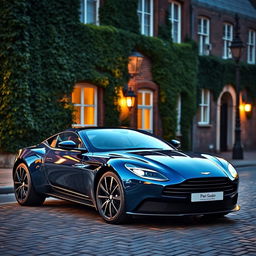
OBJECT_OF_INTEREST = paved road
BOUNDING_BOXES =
[0,167,255,256]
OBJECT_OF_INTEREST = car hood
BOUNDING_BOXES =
[105,149,228,180]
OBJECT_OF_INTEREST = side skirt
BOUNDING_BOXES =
[46,185,96,208]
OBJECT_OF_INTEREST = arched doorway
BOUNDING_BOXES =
[216,85,236,152]
[220,92,233,151]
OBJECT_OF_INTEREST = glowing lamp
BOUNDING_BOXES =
[244,104,252,113]
[128,51,144,76]
[124,87,136,110]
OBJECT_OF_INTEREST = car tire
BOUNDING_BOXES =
[96,171,128,224]
[13,163,46,206]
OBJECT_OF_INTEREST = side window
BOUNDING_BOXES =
[56,132,84,148]
[46,135,58,148]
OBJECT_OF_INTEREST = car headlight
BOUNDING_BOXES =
[228,163,238,178]
[125,164,169,181]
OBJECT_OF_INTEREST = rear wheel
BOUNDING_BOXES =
[96,172,128,224]
[13,163,46,206]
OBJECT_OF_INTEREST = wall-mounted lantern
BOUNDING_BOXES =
[122,51,144,111]
[123,85,136,111]
[128,51,144,77]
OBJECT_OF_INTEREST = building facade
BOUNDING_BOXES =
[75,0,256,152]
[0,0,256,160]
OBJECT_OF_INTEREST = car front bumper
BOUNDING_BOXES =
[124,178,239,216]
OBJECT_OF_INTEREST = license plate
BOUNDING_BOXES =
[191,192,223,202]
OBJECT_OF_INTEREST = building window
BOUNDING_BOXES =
[72,84,97,127]
[248,30,256,64]
[199,89,210,125]
[223,23,233,59]
[176,95,181,136]
[137,0,153,36]
[198,17,210,55]
[168,1,181,43]
[80,0,99,25]
[137,90,153,132]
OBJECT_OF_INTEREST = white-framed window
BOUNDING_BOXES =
[168,1,181,43]
[247,30,256,64]
[176,95,182,136]
[72,84,97,127]
[198,17,210,55]
[137,0,154,36]
[223,23,233,59]
[80,0,99,25]
[137,90,153,132]
[199,89,210,125]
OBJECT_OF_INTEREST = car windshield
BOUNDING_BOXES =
[79,129,173,152]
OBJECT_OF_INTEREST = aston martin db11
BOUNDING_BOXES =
[13,128,239,223]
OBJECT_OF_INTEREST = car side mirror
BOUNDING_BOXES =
[170,139,181,149]
[58,140,77,150]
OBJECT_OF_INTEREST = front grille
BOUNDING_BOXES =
[162,177,238,199]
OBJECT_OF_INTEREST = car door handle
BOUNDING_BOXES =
[73,163,89,168]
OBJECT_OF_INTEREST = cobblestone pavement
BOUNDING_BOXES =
[0,167,255,256]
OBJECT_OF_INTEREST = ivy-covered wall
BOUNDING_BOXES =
[198,56,256,100]
[0,0,255,154]
[0,0,198,153]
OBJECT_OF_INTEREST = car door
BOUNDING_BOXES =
[44,132,90,195]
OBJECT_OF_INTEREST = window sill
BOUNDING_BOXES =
[197,123,212,128]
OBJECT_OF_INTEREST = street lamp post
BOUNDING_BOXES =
[229,14,244,160]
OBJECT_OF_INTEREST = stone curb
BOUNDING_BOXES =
[0,186,14,194]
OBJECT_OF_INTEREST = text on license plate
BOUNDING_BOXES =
[191,191,224,202]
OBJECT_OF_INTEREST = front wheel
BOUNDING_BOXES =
[13,163,46,206]
[96,172,128,224]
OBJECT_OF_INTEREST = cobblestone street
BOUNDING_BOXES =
[0,167,255,256]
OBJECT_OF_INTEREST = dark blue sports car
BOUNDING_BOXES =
[13,128,239,223]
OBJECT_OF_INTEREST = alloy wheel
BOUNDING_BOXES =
[97,174,123,220]
[14,165,29,203]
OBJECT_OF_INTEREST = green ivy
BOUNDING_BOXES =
[99,0,139,34]
[198,56,256,100]
[2,0,254,154]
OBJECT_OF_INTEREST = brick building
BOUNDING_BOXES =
[0,0,256,162]
[76,0,256,152]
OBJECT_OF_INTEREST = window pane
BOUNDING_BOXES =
[80,0,85,22]
[84,106,94,125]
[203,19,208,34]
[144,0,150,13]
[138,92,143,105]
[173,22,178,42]
[138,0,142,11]
[145,92,151,105]
[87,0,96,24]
[84,87,94,105]
[144,109,151,129]
[137,109,142,129]
[174,4,178,20]
[144,14,150,35]
[198,19,202,33]
[74,106,81,124]
[72,87,81,104]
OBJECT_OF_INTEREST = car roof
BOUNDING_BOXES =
[65,127,136,132]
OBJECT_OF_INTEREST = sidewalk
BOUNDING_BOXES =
[1,151,255,194]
